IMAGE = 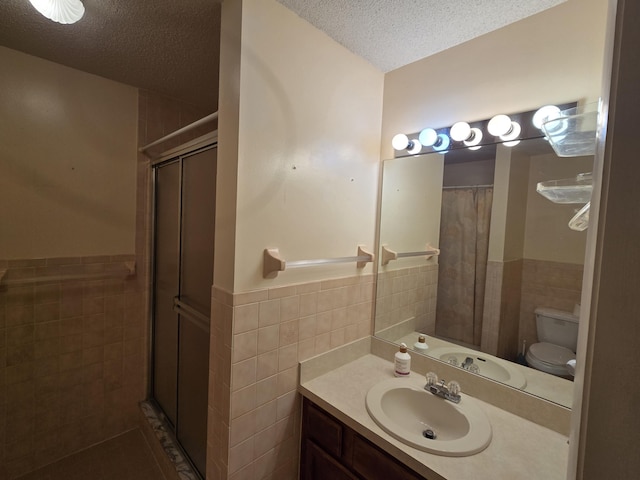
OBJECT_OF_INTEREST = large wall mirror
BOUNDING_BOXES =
[375,122,595,409]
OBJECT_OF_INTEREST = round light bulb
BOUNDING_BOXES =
[488,114,513,136]
[532,105,561,129]
[468,145,482,151]
[450,122,472,142]
[407,139,422,155]
[503,139,520,147]
[500,121,521,141]
[418,128,438,147]
[463,128,483,147]
[432,134,450,153]
[540,109,568,135]
[391,133,410,151]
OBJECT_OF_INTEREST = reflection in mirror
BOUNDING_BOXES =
[375,136,594,408]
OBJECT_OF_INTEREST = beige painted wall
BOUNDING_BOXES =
[0,46,137,259]
[229,0,384,292]
[523,154,593,264]
[378,153,443,271]
[381,0,608,160]
[214,0,243,292]
[504,149,531,261]
[489,146,531,262]
[489,147,592,264]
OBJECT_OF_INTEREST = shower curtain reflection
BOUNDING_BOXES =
[436,186,493,347]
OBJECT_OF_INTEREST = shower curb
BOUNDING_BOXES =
[139,401,199,480]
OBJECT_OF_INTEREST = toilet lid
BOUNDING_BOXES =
[529,342,575,366]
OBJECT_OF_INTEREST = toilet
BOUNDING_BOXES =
[525,307,579,377]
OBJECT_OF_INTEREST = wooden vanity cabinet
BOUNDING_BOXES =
[301,398,428,480]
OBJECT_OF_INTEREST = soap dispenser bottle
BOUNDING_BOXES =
[414,335,429,351]
[394,343,411,377]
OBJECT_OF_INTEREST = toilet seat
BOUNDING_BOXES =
[526,342,576,377]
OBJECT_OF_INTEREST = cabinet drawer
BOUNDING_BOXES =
[305,401,344,458]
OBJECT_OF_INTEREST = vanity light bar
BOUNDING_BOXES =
[391,102,576,158]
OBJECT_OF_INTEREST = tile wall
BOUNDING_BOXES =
[519,259,584,351]
[0,89,212,480]
[374,264,438,336]
[481,261,503,356]
[497,260,524,361]
[483,259,581,361]
[207,274,374,480]
[0,255,145,480]
[481,260,523,359]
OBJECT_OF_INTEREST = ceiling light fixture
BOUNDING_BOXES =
[28,0,85,25]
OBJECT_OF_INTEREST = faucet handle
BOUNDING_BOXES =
[425,372,438,386]
[447,380,461,396]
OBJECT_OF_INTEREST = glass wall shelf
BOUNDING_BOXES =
[537,172,592,204]
[541,103,599,157]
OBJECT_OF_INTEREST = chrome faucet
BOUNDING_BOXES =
[461,356,474,370]
[425,372,461,404]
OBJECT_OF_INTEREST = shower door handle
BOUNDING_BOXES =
[173,297,210,334]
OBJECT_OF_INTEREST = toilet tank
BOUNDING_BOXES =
[534,307,580,352]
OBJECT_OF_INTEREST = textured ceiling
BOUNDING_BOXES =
[276,0,566,72]
[0,0,221,111]
[0,0,565,113]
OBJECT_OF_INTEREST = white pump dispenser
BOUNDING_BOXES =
[394,343,411,377]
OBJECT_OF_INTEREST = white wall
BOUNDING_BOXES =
[0,46,137,259]
[226,0,384,292]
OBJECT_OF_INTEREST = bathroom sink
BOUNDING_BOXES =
[427,346,527,389]
[365,377,492,456]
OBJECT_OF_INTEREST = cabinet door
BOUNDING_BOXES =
[304,441,359,480]
[351,435,425,480]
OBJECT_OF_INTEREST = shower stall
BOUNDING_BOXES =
[150,140,217,478]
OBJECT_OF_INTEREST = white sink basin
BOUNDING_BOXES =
[365,377,492,456]
[427,346,527,389]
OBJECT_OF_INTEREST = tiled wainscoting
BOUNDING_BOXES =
[374,264,438,335]
[482,258,583,361]
[519,259,584,351]
[482,260,523,360]
[0,255,147,480]
[207,274,375,480]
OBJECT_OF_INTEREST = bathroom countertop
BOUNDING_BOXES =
[299,353,569,480]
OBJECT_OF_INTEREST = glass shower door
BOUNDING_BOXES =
[153,162,181,426]
[152,145,217,478]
